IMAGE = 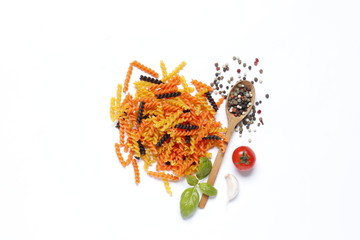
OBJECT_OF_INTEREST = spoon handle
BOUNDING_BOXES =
[198,117,238,208]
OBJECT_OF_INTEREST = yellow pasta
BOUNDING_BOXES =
[160,60,168,78]
[180,75,194,93]
[162,179,172,196]
[161,61,186,83]
[116,84,122,108]
[110,97,116,122]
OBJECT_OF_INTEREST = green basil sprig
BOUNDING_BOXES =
[180,156,217,219]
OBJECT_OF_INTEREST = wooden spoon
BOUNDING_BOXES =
[198,80,255,208]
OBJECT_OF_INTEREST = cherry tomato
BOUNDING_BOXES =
[232,146,256,171]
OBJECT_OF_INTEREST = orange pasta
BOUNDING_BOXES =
[132,157,140,184]
[216,96,225,108]
[115,143,127,167]
[118,119,126,147]
[147,171,180,181]
[191,79,213,92]
[132,61,159,78]
[123,61,159,93]
[111,60,226,194]
[123,64,133,93]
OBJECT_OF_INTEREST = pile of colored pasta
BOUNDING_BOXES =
[110,60,227,195]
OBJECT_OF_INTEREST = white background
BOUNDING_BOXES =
[1,0,360,239]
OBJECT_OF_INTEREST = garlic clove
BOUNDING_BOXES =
[225,174,239,201]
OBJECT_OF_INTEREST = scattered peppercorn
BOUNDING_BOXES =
[211,56,269,141]
[259,117,264,125]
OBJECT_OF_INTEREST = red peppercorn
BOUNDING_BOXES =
[257,109,262,114]
[254,58,259,66]
[237,69,241,73]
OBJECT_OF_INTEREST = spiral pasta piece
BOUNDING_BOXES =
[110,97,116,122]
[160,60,168,78]
[180,75,193,93]
[216,96,225,108]
[147,171,179,181]
[162,179,172,196]
[132,158,140,184]
[116,84,122,107]
[148,79,181,92]
[161,103,183,113]
[115,143,127,167]
[191,79,213,92]
[119,119,126,147]
[161,61,186,83]
[170,129,199,137]
[139,75,163,85]
[123,64,133,93]
[153,87,179,95]
[132,61,159,78]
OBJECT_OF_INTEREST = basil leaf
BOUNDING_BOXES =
[186,175,198,186]
[180,187,199,218]
[198,183,217,196]
[196,157,212,180]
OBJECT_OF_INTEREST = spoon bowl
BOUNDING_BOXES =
[225,80,256,131]
[198,80,255,208]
